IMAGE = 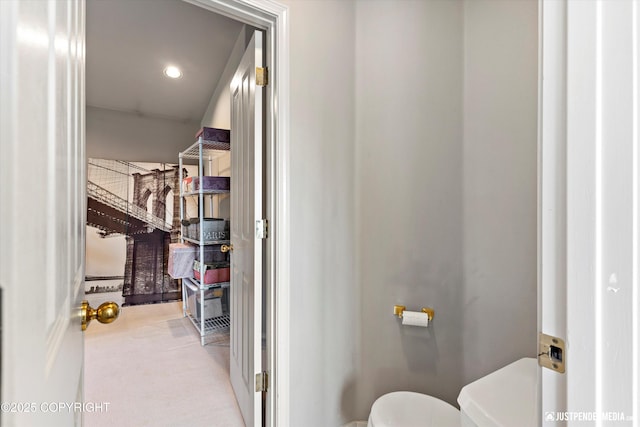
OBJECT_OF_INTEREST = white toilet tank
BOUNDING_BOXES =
[457,358,539,427]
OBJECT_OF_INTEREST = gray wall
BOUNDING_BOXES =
[353,0,538,421]
[278,1,358,426]
[355,0,465,416]
[462,0,538,382]
[201,25,247,129]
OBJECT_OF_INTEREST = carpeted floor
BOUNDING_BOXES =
[84,301,245,427]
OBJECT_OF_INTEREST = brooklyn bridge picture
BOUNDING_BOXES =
[86,158,196,306]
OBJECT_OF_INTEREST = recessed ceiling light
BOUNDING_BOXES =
[163,66,182,79]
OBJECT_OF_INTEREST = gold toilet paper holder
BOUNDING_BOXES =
[393,305,434,321]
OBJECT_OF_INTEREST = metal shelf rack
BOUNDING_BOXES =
[178,132,231,346]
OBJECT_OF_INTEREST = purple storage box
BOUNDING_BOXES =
[193,176,230,192]
[195,127,230,143]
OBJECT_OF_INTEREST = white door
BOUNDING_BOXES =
[0,1,88,426]
[540,0,640,423]
[230,30,264,427]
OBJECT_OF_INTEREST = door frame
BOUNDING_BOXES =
[184,1,290,426]
[538,0,567,419]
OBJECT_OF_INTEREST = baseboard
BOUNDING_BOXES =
[342,421,368,427]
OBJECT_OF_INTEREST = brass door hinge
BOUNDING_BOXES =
[256,67,268,86]
[256,371,269,392]
[256,219,268,239]
[538,333,566,373]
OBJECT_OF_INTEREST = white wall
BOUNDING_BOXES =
[86,106,200,163]
[462,0,538,383]
[355,0,464,416]
[278,1,358,425]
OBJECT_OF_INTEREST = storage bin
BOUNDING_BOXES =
[193,176,230,192]
[193,260,230,285]
[183,218,230,241]
[167,243,196,279]
[194,244,228,263]
[197,218,230,241]
[188,288,224,320]
[195,127,230,143]
[181,218,198,240]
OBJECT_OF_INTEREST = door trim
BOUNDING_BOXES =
[183,1,290,426]
[538,0,567,419]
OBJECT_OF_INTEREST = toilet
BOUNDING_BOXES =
[367,358,538,427]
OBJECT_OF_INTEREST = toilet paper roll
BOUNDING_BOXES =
[402,310,430,327]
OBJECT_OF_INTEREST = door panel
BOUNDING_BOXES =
[541,0,640,422]
[230,30,264,427]
[0,1,86,426]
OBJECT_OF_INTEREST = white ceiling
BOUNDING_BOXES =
[86,0,244,123]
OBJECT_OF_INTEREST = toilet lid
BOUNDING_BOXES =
[369,391,460,427]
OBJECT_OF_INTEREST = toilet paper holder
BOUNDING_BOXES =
[393,305,434,321]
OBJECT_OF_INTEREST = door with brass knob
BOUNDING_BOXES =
[221,243,234,253]
[81,300,121,331]
[1,2,90,424]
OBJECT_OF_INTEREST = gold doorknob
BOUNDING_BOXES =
[81,300,120,331]
[221,244,234,253]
